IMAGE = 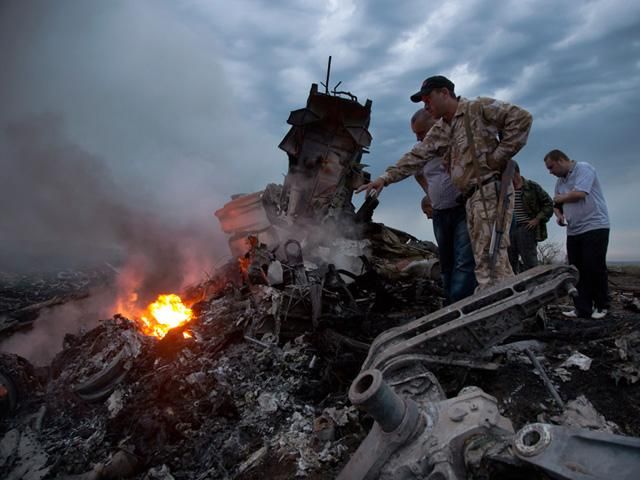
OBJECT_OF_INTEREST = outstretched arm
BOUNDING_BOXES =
[356,176,386,197]
[356,123,448,196]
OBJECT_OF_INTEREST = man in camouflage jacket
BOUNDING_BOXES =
[357,76,533,289]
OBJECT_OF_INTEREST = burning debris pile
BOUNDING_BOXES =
[2,263,640,479]
[0,259,442,480]
[2,74,640,479]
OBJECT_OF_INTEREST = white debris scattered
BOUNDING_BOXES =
[551,395,620,433]
[490,340,546,356]
[144,464,176,480]
[185,371,206,385]
[560,351,592,371]
[258,392,279,413]
[554,367,572,382]
[267,260,284,285]
[321,405,358,427]
[106,388,125,418]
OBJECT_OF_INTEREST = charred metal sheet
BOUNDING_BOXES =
[215,184,284,257]
[362,265,579,375]
[354,194,378,223]
[0,428,50,479]
[214,191,273,234]
[242,236,275,286]
[513,423,640,480]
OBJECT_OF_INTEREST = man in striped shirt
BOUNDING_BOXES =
[508,161,553,273]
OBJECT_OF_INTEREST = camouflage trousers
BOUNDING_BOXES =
[465,182,515,289]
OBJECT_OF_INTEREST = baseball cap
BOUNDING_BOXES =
[410,75,455,103]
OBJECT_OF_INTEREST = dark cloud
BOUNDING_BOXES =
[0,0,286,274]
[2,0,639,273]
[311,0,640,260]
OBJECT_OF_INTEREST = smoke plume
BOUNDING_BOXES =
[0,0,285,362]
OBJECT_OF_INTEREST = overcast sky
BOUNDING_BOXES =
[2,0,639,268]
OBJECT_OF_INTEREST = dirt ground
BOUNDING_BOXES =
[238,266,640,479]
[1,265,639,479]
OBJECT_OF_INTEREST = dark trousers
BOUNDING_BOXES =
[432,205,477,304]
[508,223,539,274]
[567,228,609,317]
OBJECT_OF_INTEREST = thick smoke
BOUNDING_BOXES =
[0,288,118,366]
[0,0,283,363]
[0,113,215,292]
[1,114,126,270]
[0,113,219,364]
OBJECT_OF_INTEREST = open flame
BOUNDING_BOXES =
[111,259,199,339]
[138,293,193,339]
[238,256,250,275]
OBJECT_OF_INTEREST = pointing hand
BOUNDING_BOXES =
[355,177,385,198]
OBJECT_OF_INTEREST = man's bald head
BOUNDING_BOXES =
[411,108,436,141]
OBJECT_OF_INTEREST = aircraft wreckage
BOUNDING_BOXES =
[214,61,640,478]
[2,61,640,479]
[340,265,640,480]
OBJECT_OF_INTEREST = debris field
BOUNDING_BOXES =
[2,73,640,479]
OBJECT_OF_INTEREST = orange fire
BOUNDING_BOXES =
[137,294,193,339]
[238,256,250,274]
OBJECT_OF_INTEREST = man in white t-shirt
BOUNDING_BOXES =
[544,149,610,320]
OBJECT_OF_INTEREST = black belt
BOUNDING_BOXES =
[462,175,499,201]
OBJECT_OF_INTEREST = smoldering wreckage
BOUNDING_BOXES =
[2,72,640,480]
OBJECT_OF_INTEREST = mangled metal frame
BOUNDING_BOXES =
[215,75,373,259]
[339,265,640,480]
[278,82,372,222]
[362,265,580,374]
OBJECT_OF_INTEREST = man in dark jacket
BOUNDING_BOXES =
[508,161,553,273]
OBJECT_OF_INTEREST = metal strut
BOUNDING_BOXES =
[362,265,579,375]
